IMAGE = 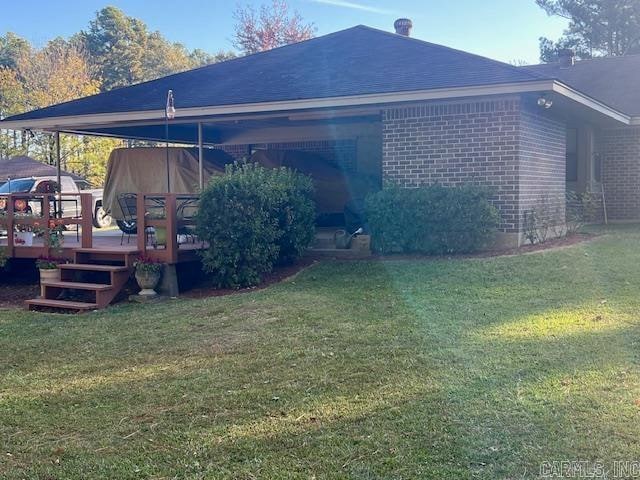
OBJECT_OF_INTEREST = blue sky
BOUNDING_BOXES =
[0,0,568,64]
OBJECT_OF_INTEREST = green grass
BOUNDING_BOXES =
[2,226,640,479]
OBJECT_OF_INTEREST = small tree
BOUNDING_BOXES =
[233,0,316,55]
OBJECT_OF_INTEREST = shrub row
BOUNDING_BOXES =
[196,163,315,288]
[364,184,500,254]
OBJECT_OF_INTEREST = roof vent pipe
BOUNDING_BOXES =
[558,48,576,67]
[394,18,413,37]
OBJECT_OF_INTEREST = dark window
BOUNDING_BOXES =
[566,129,578,182]
[0,178,35,193]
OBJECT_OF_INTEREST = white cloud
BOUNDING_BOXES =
[311,0,396,15]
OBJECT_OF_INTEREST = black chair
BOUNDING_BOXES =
[117,193,139,245]
[176,197,199,244]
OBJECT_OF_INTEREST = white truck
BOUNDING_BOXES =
[0,175,111,228]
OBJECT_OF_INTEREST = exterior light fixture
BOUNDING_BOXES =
[166,90,176,120]
[537,97,553,109]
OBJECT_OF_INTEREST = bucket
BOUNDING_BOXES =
[334,230,350,249]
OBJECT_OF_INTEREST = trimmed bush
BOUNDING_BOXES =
[195,163,315,288]
[364,184,500,254]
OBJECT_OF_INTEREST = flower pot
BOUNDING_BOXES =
[14,231,34,247]
[135,268,162,296]
[153,227,167,248]
[350,234,371,253]
[39,267,60,297]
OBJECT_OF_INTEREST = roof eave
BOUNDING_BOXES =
[0,80,555,131]
[0,79,630,132]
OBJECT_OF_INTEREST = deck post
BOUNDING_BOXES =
[80,193,93,248]
[136,194,146,255]
[55,131,62,217]
[6,194,14,255]
[42,194,50,257]
[166,194,178,264]
[198,123,204,191]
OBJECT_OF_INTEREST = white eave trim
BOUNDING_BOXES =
[0,80,554,131]
[0,78,631,131]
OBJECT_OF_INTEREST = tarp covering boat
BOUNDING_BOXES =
[103,147,233,220]
[248,149,376,215]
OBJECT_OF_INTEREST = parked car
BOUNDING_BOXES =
[0,176,111,228]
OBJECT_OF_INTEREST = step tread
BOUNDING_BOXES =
[59,264,130,272]
[74,248,139,254]
[26,298,98,310]
[42,281,113,291]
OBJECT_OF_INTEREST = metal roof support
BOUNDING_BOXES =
[55,131,61,217]
[198,122,204,191]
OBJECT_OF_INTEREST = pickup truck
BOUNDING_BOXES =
[0,175,111,228]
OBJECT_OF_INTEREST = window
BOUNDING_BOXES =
[566,128,578,182]
[0,179,35,193]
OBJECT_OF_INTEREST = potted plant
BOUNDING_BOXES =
[134,255,163,296]
[35,256,64,296]
[13,212,36,247]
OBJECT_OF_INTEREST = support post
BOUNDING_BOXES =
[80,193,93,248]
[136,194,146,255]
[166,194,178,264]
[6,194,14,255]
[198,123,204,191]
[42,194,50,257]
[55,131,62,217]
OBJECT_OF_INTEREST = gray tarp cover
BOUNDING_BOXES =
[103,147,233,220]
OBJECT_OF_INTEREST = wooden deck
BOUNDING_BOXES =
[1,192,204,264]
[0,229,205,263]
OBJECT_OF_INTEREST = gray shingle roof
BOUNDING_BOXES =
[3,26,549,123]
[526,55,640,116]
[0,156,85,182]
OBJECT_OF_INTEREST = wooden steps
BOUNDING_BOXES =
[26,298,98,312]
[59,264,129,273]
[26,247,139,312]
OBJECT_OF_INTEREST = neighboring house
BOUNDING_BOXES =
[2,20,639,247]
[0,156,87,187]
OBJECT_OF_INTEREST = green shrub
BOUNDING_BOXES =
[364,184,500,254]
[195,163,315,288]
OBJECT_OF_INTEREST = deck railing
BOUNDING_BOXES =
[0,192,93,258]
[1,192,200,263]
[136,193,200,264]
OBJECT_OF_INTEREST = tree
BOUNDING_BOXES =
[80,6,236,91]
[537,0,640,62]
[0,32,30,69]
[233,0,315,54]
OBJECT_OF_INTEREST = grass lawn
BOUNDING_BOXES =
[2,226,640,479]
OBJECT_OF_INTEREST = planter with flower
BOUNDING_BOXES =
[44,218,66,250]
[133,255,163,296]
[13,212,37,246]
[35,256,67,296]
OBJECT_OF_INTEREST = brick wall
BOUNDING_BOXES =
[518,108,566,228]
[217,139,358,171]
[382,97,566,236]
[597,127,640,221]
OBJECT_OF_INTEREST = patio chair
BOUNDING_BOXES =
[177,197,199,244]
[117,193,141,245]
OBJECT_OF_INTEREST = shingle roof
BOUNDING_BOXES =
[526,55,640,116]
[3,26,549,123]
[0,156,85,182]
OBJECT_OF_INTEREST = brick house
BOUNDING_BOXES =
[2,20,639,247]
